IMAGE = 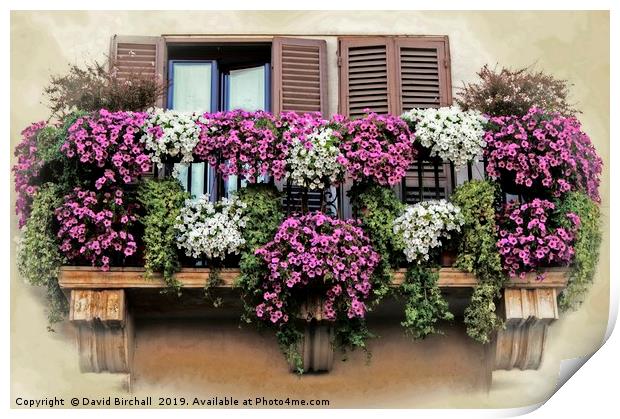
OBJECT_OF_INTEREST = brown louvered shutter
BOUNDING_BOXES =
[339,38,394,118]
[272,37,327,116]
[272,37,329,214]
[109,35,166,107]
[394,37,452,114]
[394,37,454,202]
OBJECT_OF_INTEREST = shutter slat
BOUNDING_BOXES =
[348,47,387,56]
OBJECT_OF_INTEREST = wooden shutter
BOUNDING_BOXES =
[272,37,327,116]
[272,38,328,213]
[109,35,166,107]
[394,37,452,114]
[338,37,395,118]
[394,37,454,201]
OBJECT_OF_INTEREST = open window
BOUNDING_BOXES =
[110,35,329,209]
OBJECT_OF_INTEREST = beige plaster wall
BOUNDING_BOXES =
[10,10,610,408]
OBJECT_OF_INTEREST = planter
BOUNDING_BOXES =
[498,170,551,199]
[440,250,457,267]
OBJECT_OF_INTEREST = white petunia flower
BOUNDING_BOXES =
[174,195,247,260]
[286,127,346,190]
[401,106,487,169]
[393,199,464,264]
[141,107,202,174]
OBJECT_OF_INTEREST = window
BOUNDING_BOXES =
[111,36,329,209]
[164,44,272,199]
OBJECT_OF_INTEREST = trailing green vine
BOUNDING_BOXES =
[349,182,455,340]
[553,191,602,311]
[16,183,68,328]
[451,180,505,343]
[236,184,285,318]
[137,178,189,295]
[348,181,405,303]
[233,184,298,363]
[400,265,454,339]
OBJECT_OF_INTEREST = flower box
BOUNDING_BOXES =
[58,266,569,290]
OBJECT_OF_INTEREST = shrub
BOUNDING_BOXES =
[553,192,602,310]
[138,178,190,293]
[43,60,165,118]
[456,64,578,117]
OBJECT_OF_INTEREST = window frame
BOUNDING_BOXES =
[167,59,220,112]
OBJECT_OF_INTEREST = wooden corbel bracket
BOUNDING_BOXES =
[494,287,560,370]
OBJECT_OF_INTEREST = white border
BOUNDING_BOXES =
[3,2,617,418]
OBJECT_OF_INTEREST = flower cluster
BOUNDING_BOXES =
[55,187,138,271]
[13,121,47,228]
[484,107,602,201]
[140,108,202,174]
[61,109,151,189]
[496,199,579,278]
[393,200,464,264]
[340,112,416,186]
[175,195,247,260]
[402,106,487,168]
[254,212,380,325]
[287,126,347,190]
[195,110,285,182]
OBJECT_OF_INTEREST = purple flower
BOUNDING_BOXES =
[253,211,379,327]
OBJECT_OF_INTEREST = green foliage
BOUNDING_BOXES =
[464,283,502,343]
[204,265,224,308]
[400,265,454,339]
[276,326,305,374]
[348,182,405,302]
[451,180,506,343]
[137,178,189,294]
[236,184,285,251]
[22,112,90,197]
[17,183,68,326]
[233,184,306,367]
[236,184,285,321]
[349,182,454,341]
[553,192,602,311]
